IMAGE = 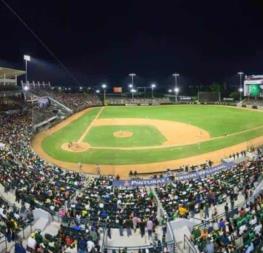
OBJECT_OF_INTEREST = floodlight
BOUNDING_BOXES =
[101,84,107,89]
[174,87,180,93]
[24,55,31,62]
[23,85,29,91]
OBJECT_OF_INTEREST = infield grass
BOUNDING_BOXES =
[84,125,166,147]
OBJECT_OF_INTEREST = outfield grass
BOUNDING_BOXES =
[100,105,263,136]
[41,105,263,165]
[84,125,166,147]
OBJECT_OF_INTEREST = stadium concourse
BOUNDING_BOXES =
[0,84,263,253]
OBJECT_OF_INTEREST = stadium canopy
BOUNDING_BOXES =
[0,67,25,78]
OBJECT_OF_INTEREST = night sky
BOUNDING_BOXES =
[1,0,263,87]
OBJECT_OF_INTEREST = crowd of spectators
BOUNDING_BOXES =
[60,176,159,238]
[0,104,263,252]
[0,196,33,243]
[156,160,263,220]
[191,193,263,252]
[30,87,102,112]
[0,113,85,213]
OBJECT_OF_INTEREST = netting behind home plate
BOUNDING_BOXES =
[32,96,71,132]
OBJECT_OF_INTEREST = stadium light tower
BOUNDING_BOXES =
[237,72,244,101]
[23,55,31,84]
[151,83,156,99]
[174,87,180,102]
[172,73,180,102]
[129,73,136,88]
[238,87,244,101]
[131,88,136,100]
[101,84,107,105]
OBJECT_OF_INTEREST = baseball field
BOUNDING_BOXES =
[32,105,263,177]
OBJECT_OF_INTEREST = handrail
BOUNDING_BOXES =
[0,234,7,253]
[103,241,175,252]
[184,234,198,253]
[167,221,176,253]
[193,178,263,230]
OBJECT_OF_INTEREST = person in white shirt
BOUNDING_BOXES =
[239,224,247,235]
[249,215,257,226]
[27,235,36,251]
[87,238,95,252]
[254,223,262,235]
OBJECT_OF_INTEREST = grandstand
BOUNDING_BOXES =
[0,92,263,252]
[0,72,263,253]
[0,67,25,112]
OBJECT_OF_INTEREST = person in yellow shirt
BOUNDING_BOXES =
[178,204,188,218]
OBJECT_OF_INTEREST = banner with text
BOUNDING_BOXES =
[112,162,235,188]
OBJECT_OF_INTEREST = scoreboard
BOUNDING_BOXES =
[244,75,263,97]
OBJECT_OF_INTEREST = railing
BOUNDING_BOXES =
[0,222,33,253]
[0,235,8,253]
[183,234,198,253]
[193,178,263,230]
[167,221,177,253]
[102,241,176,253]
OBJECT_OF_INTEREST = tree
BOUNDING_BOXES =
[229,91,239,101]
[209,82,222,93]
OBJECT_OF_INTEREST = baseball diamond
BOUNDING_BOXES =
[32,104,263,177]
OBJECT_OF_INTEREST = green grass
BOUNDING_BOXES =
[41,105,263,165]
[84,125,166,147]
[42,107,100,151]
[100,105,263,136]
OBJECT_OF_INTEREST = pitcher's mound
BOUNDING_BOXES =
[61,142,90,152]
[113,131,133,138]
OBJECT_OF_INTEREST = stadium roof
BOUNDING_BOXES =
[0,67,25,78]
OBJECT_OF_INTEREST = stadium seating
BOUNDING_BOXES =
[0,105,263,252]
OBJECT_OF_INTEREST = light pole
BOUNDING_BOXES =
[129,73,136,88]
[22,84,30,100]
[238,87,243,102]
[128,84,133,99]
[237,72,244,101]
[151,83,156,99]
[101,84,107,105]
[131,88,136,101]
[174,87,180,102]
[172,73,180,102]
[23,55,31,84]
